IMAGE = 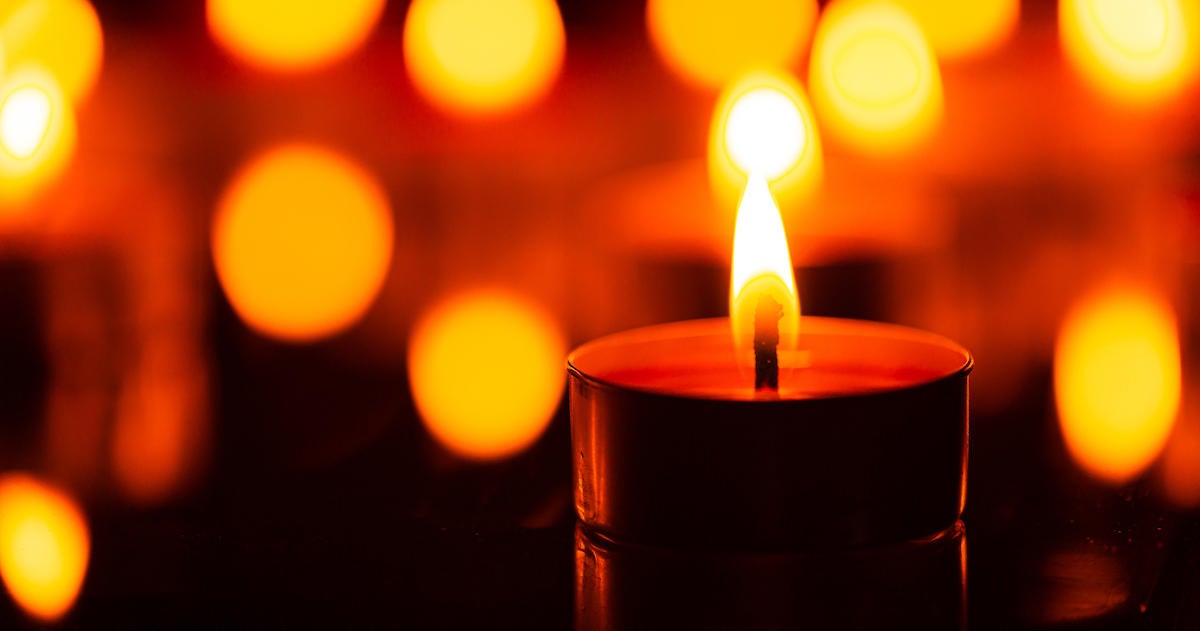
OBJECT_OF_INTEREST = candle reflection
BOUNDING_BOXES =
[576,523,965,630]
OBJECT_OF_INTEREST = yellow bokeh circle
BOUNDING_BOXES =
[403,0,565,116]
[207,0,385,72]
[409,290,566,461]
[213,144,394,343]
[647,0,818,88]
[893,0,1019,62]
[1060,0,1200,106]
[0,0,103,103]
[0,64,74,211]
[1054,286,1181,484]
[808,0,943,157]
[0,474,89,623]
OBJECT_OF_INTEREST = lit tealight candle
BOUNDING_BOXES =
[569,173,971,551]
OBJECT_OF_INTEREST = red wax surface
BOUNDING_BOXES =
[569,317,972,401]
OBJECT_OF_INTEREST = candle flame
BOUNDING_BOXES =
[729,175,799,372]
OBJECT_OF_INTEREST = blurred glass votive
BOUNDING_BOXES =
[575,521,965,630]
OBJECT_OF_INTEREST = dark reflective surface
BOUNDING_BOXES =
[576,522,966,630]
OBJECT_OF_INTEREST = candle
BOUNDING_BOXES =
[568,168,971,551]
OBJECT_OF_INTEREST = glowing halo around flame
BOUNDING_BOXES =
[1054,286,1181,484]
[708,70,823,212]
[0,474,89,623]
[1060,0,1200,106]
[808,0,943,157]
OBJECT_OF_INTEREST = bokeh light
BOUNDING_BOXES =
[213,144,393,343]
[808,0,943,157]
[1162,417,1200,507]
[207,0,384,72]
[0,0,103,103]
[409,290,565,461]
[404,0,565,116]
[708,70,822,210]
[893,0,1019,61]
[726,89,805,180]
[0,65,74,209]
[112,358,208,505]
[1054,287,1181,484]
[1060,0,1200,106]
[0,85,50,159]
[0,474,89,623]
[646,0,818,88]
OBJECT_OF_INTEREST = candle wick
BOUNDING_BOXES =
[754,294,782,392]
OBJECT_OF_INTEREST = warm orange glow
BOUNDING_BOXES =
[808,0,943,157]
[403,0,565,116]
[893,0,1019,61]
[207,0,384,72]
[1054,287,1181,484]
[0,65,74,208]
[646,0,818,88]
[729,175,800,374]
[1,85,50,159]
[213,144,393,342]
[409,290,565,461]
[0,0,103,103]
[112,356,208,505]
[1060,0,1200,105]
[708,70,823,211]
[1163,417,1200,507]
[0,474,89,622]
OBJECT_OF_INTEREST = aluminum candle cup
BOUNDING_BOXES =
[568,316,972,551]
